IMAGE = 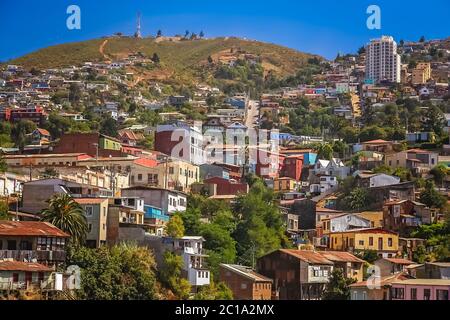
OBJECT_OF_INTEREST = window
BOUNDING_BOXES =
[436,289,448,300]
[7,240,16,250]
[12,273,19,283]
[103,224,106,231]
[423,289,431,300]
[103,207,107,217]
[411,288,417,300]
[392,288,404,299]
[85,206,94,217]
[138,174,142,181]
[369,237,373,246]
[388,238,393,247]
[88,224,93,233]
[359,240,364,246]
[241,283,247,290]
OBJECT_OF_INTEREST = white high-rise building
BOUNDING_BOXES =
[365,36,401,83]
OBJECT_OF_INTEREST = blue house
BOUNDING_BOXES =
[144,205,169,222]
[227,97,246,109]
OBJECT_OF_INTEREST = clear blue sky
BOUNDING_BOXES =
[0,0,449,61]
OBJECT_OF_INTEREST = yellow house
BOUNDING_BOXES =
[329,228,399,258]
[355,211,384,228]
[273,177,298,192]
[412,62,431,85]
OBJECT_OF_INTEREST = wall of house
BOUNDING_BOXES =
[391,284,450,300]
[330,232,399,255]
[350,287,386,300]
[219,266,272,300]
[0,270,51,288]
[257,251,302,300]
[21,184,65,214]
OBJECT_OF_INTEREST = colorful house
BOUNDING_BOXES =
[329,228,399,258]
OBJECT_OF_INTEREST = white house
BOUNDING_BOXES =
[310,176,338,194]
[172,236,210,287]
[354,171,401,188]
[311,158,350,180]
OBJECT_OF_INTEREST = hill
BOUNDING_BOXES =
[9,36,323,84]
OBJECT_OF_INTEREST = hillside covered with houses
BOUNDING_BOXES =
[0,32,449,301]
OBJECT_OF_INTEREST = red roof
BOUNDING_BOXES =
[362,139,390,144]
[77,154,93,160]
[407,148,433,154]
[133,157,157,168]
[383,258,414,265]
[0,261,52,272]
[0,221,69,237]
[36,128,50,136]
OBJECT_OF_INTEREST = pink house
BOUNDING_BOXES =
[391,279,450,300]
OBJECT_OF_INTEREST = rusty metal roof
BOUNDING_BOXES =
[0,221,69,237]
[0,261,53,272]
[318,251,365,264]
[280,249,334,265]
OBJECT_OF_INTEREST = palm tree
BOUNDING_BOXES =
[40,194,88,247]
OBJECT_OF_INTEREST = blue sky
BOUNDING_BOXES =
[0,0,449,61]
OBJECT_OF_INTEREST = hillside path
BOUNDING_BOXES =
[99,39,111,62]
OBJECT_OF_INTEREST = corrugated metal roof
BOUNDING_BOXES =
[0,221,69,237]
[0,261,52,272]
[220,264,273,282]
[280,249,334,265]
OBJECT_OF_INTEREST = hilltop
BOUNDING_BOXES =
[9,36,322,85]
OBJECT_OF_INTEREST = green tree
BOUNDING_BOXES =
[322,269,356,300]
[44,113,73,138]
[166,213,185,238]
[344,187,371,211]
[11,120,36,150]
[315,142,334,160]
[430,165,449,188]
[68,243,158,300]
[194,281,233,300]
[233,181,289,265]
[160,251,191,299]
[0,201,10,220]
[423,105,445,135]
[199,214,237,277]
[419,180,446,209]
[40,194,88,247]
[0,156,7,173]
[100,116,118,137]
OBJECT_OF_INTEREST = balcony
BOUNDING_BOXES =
[0,250,66,263]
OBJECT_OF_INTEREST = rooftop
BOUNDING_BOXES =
[280,249,334,265]
[391,279,450,286]
[381,258,415,265]
[220,264,273,282]
[0,221,69,238]
[0,261,52,272]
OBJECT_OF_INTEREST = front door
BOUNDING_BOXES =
[25,272,32,286]
[378,237,383,250]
